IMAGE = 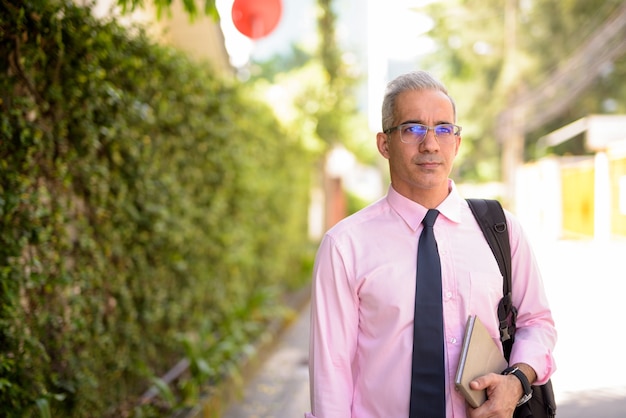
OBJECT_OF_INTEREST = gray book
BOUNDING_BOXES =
[454,315,509,408]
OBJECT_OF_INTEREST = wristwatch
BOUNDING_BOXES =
[501,366,532,407]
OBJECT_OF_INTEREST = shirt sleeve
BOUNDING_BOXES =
[506,212,558,385]
[308,233,360,417]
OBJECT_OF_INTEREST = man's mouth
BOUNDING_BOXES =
[417,161,440,168]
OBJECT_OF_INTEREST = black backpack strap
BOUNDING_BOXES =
[466,198,517,360]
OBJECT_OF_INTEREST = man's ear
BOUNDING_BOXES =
[376,132,390,159]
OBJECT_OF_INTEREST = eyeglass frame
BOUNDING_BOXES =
[383,122,462,144]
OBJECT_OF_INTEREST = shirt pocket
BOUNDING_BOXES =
[468,270,504,312]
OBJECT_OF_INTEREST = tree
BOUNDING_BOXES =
[116,0,218,19]
[419,0,626,182]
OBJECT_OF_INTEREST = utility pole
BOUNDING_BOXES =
[497,1,626,210]
[500,0,522,209]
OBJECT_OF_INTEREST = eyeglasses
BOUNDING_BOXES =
[384,123,462,144]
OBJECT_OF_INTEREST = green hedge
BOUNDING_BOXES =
[0,1,313,416]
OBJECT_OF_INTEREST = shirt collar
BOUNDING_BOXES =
[386,180,464,231]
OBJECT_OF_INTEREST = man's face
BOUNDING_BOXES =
[376,89,461,205]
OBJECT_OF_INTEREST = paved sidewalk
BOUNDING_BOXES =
[222,303,311,418]
[223,238,626,417]
[533,238,626,417]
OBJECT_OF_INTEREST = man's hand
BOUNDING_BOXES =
[464,372,522,418]
[465,363,536,418]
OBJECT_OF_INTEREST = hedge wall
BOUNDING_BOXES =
[0,1,313,416]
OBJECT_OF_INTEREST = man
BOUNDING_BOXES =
[306,71,556,418]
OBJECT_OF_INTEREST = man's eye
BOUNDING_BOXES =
[436,125,453,135]
[406,125,425,134]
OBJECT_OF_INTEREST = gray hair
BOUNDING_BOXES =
[381,70,457,132]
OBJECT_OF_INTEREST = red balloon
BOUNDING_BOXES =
[231,0,282,39]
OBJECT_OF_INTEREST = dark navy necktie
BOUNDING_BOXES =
[409,209,446,418]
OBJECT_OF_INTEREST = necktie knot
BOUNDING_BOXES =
[422,209,440,228]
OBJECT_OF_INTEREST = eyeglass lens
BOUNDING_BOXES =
[401,124,456,143]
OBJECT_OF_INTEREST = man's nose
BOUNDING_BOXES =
[420,129,439,149]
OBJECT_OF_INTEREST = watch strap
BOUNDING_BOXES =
[501,366,532,406]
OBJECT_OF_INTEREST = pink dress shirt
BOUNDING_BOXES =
[306,181,556,418]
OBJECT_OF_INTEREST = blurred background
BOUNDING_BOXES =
[1,0,625,417]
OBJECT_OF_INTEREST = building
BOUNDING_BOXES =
[88,0,233,75]
[516,115,626,240]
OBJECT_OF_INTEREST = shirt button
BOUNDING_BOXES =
[445,291,453,299]
[449,337,457,344]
